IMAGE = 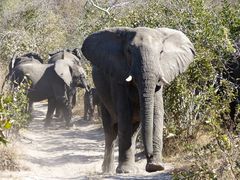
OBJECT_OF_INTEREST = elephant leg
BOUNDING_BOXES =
[146,88,164,172]
[53,83,72,127]
[83,106,88,121]
[116,120,140,173]
[57,97,72,127]
[101,105,117,173]
[71,89,77,108]
[97,103,102,120]
[27,100,34,120]
[84,94,89,121]
[89,105,94,121]
[88,91,94,121]
[54,106,60,117]
[28,101,34,114]
[54,103,63,120]
[115,92,137,173]
[44,98,56,127]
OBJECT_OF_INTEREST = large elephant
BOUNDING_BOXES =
[10,51,89,127]
[81,27,195,173]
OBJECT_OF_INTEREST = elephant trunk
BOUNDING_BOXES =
[138,72,156,162]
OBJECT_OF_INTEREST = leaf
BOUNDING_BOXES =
[4,120,12,129]
[0,136,8,145]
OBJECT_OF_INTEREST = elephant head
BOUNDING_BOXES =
[81,27,195,169]
[53,51,89,90]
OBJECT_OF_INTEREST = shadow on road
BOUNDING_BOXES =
[11,101,172,180]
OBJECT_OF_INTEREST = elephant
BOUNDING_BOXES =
[84,87,101,121]
[10,50,89,127]
[47,49,86,119]
[48,48,82,64]
[81,27,195,173]
[1,52,43,92]
[9,52,43,70]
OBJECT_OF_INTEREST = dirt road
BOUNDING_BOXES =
[0,102,172,179]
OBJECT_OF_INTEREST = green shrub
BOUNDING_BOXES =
[0,80,30,144]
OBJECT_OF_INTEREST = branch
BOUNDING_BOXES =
[88,0,110,15]
[87,0,134,15]
[108,1,133,11]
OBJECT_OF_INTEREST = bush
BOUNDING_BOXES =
[0,80,30,144]
[0,145,20,171]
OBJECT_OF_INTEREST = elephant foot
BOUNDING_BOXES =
[55,117,64,122]
[116,163,138,174]
[145,162,164,172]
[44,122,51,128]
[44,119,51,127]
[65,121,72,129]
[102,164,115,174]
[102,158,115,174]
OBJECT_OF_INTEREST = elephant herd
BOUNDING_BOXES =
[2,27,196,174]
[4,49,91,127]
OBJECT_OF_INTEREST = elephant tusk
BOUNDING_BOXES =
[126,75,132,82]
[161,77,169,85]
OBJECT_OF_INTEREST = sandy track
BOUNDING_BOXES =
[0,102,172,180]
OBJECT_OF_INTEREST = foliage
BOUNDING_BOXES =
[173,135,240,179]
[0,145,20,171]
[0,0,67,63]
[0,80,30,144]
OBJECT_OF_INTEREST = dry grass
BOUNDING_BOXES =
[0,145,20,171]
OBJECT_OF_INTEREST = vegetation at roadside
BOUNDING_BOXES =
[0,145,20,171]
[0,81,30,144]
[0,0,239,177]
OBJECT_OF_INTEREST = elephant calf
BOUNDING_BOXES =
[84,88,101,121]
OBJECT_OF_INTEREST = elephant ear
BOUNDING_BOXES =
[157,28,195,84]
[54,59,72,87]
[81,27,134,81]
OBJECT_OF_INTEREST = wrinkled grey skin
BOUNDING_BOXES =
[84,88,101,121]
[10,51,89,127]
[48,49,87,119]
[82,27,195,173]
